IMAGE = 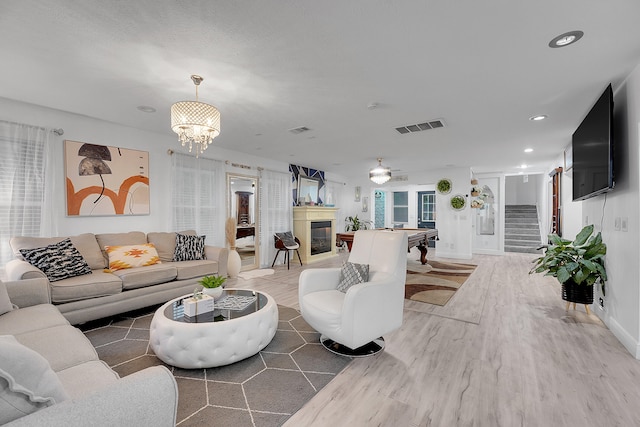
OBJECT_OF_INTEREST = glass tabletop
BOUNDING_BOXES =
[164,289,268,324]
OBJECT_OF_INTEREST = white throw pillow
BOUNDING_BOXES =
[0,335,69,424]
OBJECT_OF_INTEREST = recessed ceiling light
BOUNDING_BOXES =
[530,115,547,121]
[549,31,584,48]
[524,148,533,153]
[137,105,156,113]
[520,164,528,169]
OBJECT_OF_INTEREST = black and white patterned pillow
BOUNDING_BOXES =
[20,238,92,282]
[336,261,369,293]
[173,233,206,261]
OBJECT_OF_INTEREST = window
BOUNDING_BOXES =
[421,193,435,222]
[0,122,51,271]
[171,153,226,247]
[393,191,408,223]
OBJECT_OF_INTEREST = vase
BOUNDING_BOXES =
[561,279,594,305]
[227,247,241,278]
[202,286,223,299]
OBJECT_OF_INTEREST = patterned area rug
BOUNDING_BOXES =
[81,304,351,427]
[405,260,477,306]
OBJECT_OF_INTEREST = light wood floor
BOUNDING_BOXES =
[225,250,640,427]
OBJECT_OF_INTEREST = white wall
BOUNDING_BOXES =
[347,167,473,259]
[505,175,538,205]
[0,97,292,237]
[581,64,640,358]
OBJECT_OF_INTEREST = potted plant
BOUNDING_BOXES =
[198,275,226,298]
[530,224,607,312]
[471,185,482,196]
[437,178,452,194]
[345,215,372,231]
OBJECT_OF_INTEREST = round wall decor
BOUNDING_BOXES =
[437,178,452,194]
[450,194,466,210]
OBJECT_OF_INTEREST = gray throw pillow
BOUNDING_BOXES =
[275,232,298,248]
[336,262,369,293]
[0,282,13,315]
[0,335,70,424]
[173,233,206,261]
[19,238,92,282]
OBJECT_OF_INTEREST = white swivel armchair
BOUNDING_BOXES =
[299,229,408,356]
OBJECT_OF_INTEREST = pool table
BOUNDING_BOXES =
[336,228,438,265]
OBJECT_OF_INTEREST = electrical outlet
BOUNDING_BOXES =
[585,215,589,225]
[614,217,621,231]
[622,217,628,232]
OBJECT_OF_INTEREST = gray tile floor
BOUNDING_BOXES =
[82,304,351,426]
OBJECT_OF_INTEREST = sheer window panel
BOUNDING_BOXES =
[259,170,292,268]
[0,122,54,274]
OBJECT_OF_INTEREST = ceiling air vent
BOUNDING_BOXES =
[395,119,445,135]
[389,174,409,182]
[288,126,311,134]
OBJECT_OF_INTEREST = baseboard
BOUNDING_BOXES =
[434,250,472,260]
[604,313,640,359]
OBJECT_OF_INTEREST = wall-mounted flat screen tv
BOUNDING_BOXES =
[572,84,615,201]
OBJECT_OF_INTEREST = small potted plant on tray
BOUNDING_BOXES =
[198,275,226,299]
[529,224,607,313]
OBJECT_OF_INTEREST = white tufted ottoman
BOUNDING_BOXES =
[149,289,278,369]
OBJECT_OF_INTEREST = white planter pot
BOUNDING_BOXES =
[202,286,223,299]
[227,248,241,278]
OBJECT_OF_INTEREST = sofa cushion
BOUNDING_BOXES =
[0,304,69,336]
[19,239,92,283]
[110,264,177,290]
[48,270,123,304]
[0,335,70,425]
[95,231,147,266]
[0,282,13,315]
[10,234,105,270]
[165,260,218,281]
[146,232,177,262]
[173,233,206,261]
[14,325,99,372]
[105,243,161,271]
[56,360,119,399]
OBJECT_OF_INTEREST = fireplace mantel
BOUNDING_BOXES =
[293,206,338,264]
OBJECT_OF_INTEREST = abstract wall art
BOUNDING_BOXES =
[65,140,150,216]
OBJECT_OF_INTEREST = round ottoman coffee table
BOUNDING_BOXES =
[150,289,278,369]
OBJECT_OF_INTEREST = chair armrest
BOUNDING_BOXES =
[342,272,404,337]
[4,277,51,307]
[299,268,342,296]
[5,259,46,281]
[205,245,228,277]
[5,366,178,427]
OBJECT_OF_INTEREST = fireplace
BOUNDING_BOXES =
[310,221,332,255]
[293,206,338,264]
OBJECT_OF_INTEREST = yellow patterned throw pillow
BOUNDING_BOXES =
[104,243,161,271]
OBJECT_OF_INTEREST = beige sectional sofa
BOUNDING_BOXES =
[5,231,228,325]
[0,277,177,426]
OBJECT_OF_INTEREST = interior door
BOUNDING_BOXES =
[417,191,436,247]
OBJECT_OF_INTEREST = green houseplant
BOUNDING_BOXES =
[345,215,372,231]
[530,224,607,311]
[198,275,226,298]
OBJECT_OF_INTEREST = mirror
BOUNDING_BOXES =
[227,173,259,271]
[297,175,321,205]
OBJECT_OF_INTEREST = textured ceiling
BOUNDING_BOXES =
[2,0,640,180]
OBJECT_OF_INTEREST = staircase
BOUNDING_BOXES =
[505,205,542,254]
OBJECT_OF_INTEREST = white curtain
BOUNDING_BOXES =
[171,152,226,247]
[0,121,57,270]
[325,180,345,232]
[259,169,292,268]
